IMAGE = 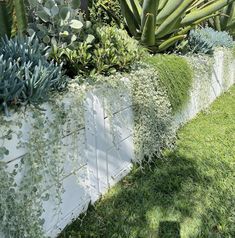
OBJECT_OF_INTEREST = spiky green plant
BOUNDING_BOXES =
[119,0,234,52]
[188,27,234,54]
[209,2,235,38]
[0,0,27,39]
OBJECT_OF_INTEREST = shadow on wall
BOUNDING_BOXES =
[59,155,203,237]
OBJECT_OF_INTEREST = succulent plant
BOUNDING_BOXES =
[188,27,234,54]
[209,2,235,38]
[0,56,24,116]
[119,0,234,52]
[0,34,66,115]
[27,0,94,53]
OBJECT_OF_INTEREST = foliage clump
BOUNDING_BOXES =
[144,54,193,113]
[27,0,93,50]
[0,35,65,116]
[188,27,234,54]
[55,25,142,76]
[129,63,176,162]
[89,0,124,26]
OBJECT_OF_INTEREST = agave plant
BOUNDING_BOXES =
[119,0,234,51]
[0,0,27,38]
[209,2,235,38]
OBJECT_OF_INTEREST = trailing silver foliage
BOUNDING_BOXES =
[129,63,176,163]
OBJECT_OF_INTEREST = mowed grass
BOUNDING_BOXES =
[59,87,235,238]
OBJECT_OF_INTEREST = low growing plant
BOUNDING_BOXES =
[0,34,65,116]
[188,27,234,54]
[144,54,193,113]
[128,63,176,162]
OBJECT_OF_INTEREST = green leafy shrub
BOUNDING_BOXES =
[188,27,234,54]
[144,54,193,113]
[55,25,142,76]
[87,63,175,162]
[88,0,144,26]
[0,35,65,116]
[89,0,124,26]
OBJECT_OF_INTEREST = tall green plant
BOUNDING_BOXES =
[119,0,234,51]
[0,0,27,38]
[209,2,235,37]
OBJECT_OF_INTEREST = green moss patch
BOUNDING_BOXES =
[59,86,235,238]
[144,54,193,113]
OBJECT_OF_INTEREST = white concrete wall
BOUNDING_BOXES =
[0,49,234,238]
[174,49,235,127]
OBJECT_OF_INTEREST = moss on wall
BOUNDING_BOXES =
[144,54,193,113]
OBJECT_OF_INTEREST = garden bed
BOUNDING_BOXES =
[0,48,234,238]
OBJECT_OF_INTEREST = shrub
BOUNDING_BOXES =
[89,0,124,26]
[144,54,193,113]
[55,25,142,76]
[188,27,234,54]
[0,35,65,116]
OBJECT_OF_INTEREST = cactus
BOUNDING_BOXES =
[0,0,13,38]
[0,0,27,39]
[119,0,234,51]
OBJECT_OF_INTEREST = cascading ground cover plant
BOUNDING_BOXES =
[144,54,193,113]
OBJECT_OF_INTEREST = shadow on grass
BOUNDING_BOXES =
[158,221,181,238]
[59,154,208,238]
[59,87,235,238]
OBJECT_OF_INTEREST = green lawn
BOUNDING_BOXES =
[59,86,235,238]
